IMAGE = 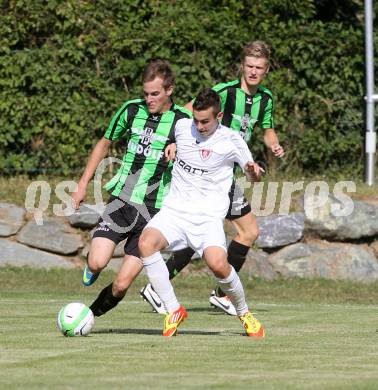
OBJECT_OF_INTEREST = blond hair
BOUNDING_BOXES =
[241,40,271,64]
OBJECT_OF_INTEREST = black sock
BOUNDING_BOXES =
[90,283,125,317]
[166,247,195,279]
[215,240,250,297]
[227,240,250,272]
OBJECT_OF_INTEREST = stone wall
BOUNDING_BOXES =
[1,195,377,282]
[0,203,128,272]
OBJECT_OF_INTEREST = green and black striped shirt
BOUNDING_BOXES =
[213,79,275,143]
[104,99,191,209]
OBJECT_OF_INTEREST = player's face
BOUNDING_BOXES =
[143,77,173,114]
[241,56,269,88]
[193,107,223,137]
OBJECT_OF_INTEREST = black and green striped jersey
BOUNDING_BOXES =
[212,80,274,143]
[104,99,191,209]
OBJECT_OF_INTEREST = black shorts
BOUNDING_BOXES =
[225,180,251,221]
[92,196,158,257]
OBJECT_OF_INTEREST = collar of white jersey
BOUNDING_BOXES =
[194,122,222,144]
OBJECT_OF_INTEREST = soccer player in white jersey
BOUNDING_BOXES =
[138,88,265,337]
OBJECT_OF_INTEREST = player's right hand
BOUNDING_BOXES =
[71,185,86,210]
[165,143,177,161]
[271,143,285,158]
[245,162,265,182]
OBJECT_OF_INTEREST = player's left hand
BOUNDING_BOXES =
[245,162,265,182]
[270,143,285,158]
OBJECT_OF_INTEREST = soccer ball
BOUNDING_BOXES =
[57,302,94,337]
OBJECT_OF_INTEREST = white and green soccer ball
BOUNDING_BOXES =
[57,302,94,337]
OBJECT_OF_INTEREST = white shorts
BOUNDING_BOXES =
[145,207,226,257]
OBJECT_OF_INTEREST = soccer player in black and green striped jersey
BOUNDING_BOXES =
[141,41,284,316]
[71,59,191,317]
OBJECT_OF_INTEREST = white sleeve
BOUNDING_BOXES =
[228,132,254,169]
[174,118,186,139]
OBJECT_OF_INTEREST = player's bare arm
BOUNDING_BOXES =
[72,137,112,209]
[263,128,284,158]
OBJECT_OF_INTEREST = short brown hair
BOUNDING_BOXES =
[193,88,221,115]
[142,58,175,89]
[241,40,271,64]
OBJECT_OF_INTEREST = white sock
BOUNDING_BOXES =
[217,267,248,316]
[142,252,180,313]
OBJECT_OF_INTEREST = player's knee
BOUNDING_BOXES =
[238,224,259,245]
[138,232,157,256]
[87,256,104,273]
[209,258,230,278]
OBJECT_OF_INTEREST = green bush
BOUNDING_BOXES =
[0,0,375,177]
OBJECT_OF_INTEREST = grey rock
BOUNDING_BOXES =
[80,244,90,259]
[17,218,83,255]
[0,203,26,237]
[370,240,378,258]
[68,204,101,228]
[242,248,278,280]
[256,213,305,248]
[0,239,75,268]
[114,239,127,257]
[106,257,123,272]
[269,241,378,283]
[304,195,378,240]
[89,227,96,238]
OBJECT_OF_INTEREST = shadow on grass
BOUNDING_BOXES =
[187,307,271,314]
[140,307,237,315]
[92,328,231,336]
[253,308,270,312]
[187,307,221,313]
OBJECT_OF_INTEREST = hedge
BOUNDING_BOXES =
[0,0,375,177]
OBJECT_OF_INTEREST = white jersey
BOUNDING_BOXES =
[162,118,253,218]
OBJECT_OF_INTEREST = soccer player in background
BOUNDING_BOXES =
[138,88,265,337]
[71,59,191,317]
[141,40,285,316]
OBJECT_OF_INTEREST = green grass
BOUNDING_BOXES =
[1,267,378,389]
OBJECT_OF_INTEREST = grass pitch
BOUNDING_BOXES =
[1,267,378,389]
